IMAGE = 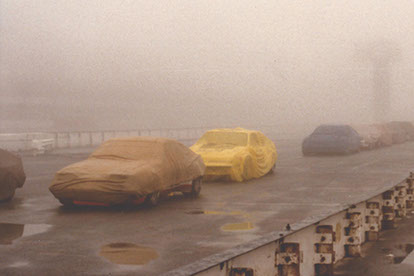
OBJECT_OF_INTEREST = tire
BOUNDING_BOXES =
[58,199,74,207]
[190,178,202,198]
[0,189,15,202]
[0,174,16,202]
[269,162,276,174]
[241,156,253,180]
[145,191,160,207]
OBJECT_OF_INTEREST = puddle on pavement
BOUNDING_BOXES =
[392,243,414,264]
[187,210,247,217]
[9,261,30,268]
[221,222,254,231]
[187,210,205,215]
[205,210,245,216]
[100,243,159,265]
[186,210,254,231]
[0,222,52,245]
[0,223,24,245]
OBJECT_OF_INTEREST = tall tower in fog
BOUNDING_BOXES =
[356,39,400,122]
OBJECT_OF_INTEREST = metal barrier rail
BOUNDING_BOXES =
[0,124,312,151]
[51,127,211,148]
[164,172,414,276]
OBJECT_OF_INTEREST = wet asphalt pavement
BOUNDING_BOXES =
[1,140,414,275]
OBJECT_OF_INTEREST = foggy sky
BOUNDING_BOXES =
[1,0,414,132]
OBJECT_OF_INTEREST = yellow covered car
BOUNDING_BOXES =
[190,128,277,182]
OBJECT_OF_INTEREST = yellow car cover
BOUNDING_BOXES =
[190,128,277,182]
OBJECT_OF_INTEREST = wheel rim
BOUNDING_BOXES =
[149,191,160,205]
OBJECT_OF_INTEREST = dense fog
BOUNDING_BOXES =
[1,0,413,132]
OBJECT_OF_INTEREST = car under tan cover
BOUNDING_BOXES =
[49,137,205,205]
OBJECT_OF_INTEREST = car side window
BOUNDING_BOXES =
[249,133,256,146]
[249,133,262,147]
[347,127,358,137]
[258,133,266,146]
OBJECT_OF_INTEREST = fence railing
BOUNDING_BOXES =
[0,124,313,152]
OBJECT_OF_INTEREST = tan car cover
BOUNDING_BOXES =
[190,128,277,182]
[49,137,205,205]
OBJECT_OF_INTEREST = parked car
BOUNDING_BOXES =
[384,122,410,144]
[351,124,381,150]
[0,149,26,202]
[394,121,414,141]
[302,125,362,155]
[49,137,205,207]
[190,128,277,182]
[372,123,393,147]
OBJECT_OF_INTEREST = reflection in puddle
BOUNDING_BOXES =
[0,223,24,245]
[23,224,52,237]
[187,210,205,215]
[221,222,254,231]
[100,243,159,265]
[204,210,244,216]
[393,243,414,264]
[0,223,52,245]
[187,210,247,217]
[9,261,30,268]
[187,210,254,231]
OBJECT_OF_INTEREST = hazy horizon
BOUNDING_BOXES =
[1,0,413,132]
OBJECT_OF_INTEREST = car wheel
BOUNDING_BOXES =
[0,174,16,202]
[242,156,253,180]
[0,189,15,202]
[58,199,74,207]
[145,191,160,207]
[190,178,202,197]
[269,162,276,174]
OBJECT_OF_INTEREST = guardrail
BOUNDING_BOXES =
[31,138,54,155]
[0,132,55,152]
[0,124,312,152]
[164,172,414,276]
[51,128,210,149]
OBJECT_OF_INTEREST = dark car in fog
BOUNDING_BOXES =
[0,149,26,201]
[302,125,362,156]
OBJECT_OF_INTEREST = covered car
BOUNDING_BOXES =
[351,124,385,149]
[49,137,205,206]
[190,128,277,182]
[372,123,393,147]
[302,125,361,155]
[384,122,410,144]
[0,149,26,201]
[393,121,414,141]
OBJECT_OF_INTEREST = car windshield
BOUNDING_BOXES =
[90,140,162,160]
[314,126,350,136]
[200,132,248,147]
